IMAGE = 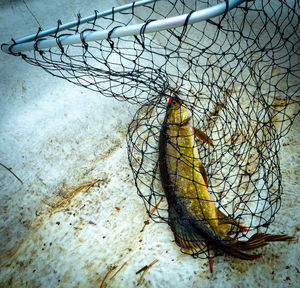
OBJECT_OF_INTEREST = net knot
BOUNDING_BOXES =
[135,19,156,48]
[80,29,93,51]
[33,27,45,55]
[92,10,99,28]
[76,13,82,33]
[206,19,223,30]
[34,27,43,41]
[179,10,195,40]
[220,0,229,23]
[7,38,22,56]
[112,6,115,22]
[55,19,62,37]
[54,20,66,53]
[56,35,64,54]
[131,1,136,15]
[107,26,122,49]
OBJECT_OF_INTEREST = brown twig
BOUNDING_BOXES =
[149,197,163,215]
[207,248,214,274]
[140,220,150,233]
[140,197,163,233]
[80,179,101,193]
[0,162,23,184]
[136,265,148,275]
[110,262,127,280]
[137,259,158,286]
[99,265,118,288]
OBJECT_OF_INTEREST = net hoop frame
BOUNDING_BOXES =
[1,0,245,54]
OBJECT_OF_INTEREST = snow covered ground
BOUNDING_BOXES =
[0,1,299,287]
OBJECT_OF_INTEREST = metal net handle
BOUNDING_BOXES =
[1,0,245,54]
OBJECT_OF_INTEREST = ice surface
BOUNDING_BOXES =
[0,1,299,287]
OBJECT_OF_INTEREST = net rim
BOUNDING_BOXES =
[1,0,246,54]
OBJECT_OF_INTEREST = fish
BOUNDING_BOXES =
[158,96,294,260]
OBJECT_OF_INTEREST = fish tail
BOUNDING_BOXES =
[224,233,294,260]
[223,246,263,260]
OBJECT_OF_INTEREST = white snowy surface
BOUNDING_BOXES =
[0,1,299,288]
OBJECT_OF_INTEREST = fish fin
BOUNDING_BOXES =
[193,127,213,146]
[193,127,211,186]
[234,233,294,251]
[216,207,248,232]
[198,162,208,187]
[169,208,205,253]
[223,244,263,260]
[224,233,294,260]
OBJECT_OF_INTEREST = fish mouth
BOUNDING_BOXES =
[168,95,185,107]
[167,95,193,112]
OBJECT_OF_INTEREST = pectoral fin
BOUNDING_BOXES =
[216,207,248,232]
[192,127,212,186]
[193,127,213,146]
[198,162,208,187]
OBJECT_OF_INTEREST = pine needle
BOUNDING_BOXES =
[149,197,163,215]
[99,265,118,288]
[0,162,23,184]
[136,265,148,275]
[137,259,158,286]
[79,179,100,193]
[110,261,127,280]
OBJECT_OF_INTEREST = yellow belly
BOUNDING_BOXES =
[165,125,218,230]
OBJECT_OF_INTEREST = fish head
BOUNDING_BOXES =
[166,96,192,125]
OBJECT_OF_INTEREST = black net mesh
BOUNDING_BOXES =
[3,0,299,258]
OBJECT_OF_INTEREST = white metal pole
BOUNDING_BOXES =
[2,0,245,54]
[5,0,157,46]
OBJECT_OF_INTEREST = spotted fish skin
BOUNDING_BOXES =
[159,96,293,259]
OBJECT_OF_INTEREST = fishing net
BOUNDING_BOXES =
[2,0,299,258]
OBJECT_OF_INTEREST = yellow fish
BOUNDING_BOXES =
[159,96,293,260]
